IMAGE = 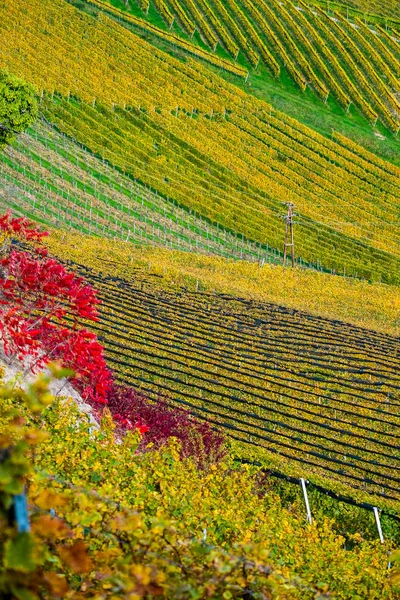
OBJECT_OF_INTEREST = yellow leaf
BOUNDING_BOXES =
[34,489,69,510]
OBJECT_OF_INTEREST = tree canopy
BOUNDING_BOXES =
[0,71,38,146]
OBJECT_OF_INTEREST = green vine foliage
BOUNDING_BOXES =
[1,368,400,598]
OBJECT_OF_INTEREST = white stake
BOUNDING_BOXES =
[373,507,384,544]
[300,478,312,524]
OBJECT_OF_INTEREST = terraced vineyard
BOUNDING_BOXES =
[38,97,400,280]
[95,0,400,131]
[1,0,400,505]
[58,253,400,510]
[85,0,249,77]
[42,97,400,275]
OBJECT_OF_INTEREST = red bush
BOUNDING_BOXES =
[0,211,112,403]
[107,383,227,466]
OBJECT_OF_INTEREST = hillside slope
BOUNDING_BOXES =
[1,0,400,283]
[3,376,398,599]
[0,121,272,263]
[1,0,400,521]
[45,232,400,511]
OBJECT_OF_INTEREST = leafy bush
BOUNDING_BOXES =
[1,373,400,598]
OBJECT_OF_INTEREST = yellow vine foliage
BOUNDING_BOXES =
[86,0,248,78]
[46,230,400,337]
[97,0,400,129]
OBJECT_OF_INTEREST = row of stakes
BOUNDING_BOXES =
[300,477,385,545]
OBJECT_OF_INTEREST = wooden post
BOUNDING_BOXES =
[1,450,30,533]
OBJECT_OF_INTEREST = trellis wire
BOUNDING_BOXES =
[235,457,400,539]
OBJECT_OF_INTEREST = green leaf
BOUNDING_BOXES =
[10,586,39,600]
[4,479,24,495]
[80,511,103,526]
[0,464,12,485]
[389,550,400,563]
[4,533,37,573]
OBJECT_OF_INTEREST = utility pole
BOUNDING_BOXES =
[283,202,295,268]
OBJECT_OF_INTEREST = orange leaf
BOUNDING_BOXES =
[31,515,72,541]
[43,572,69,597]
[58,540,93,574]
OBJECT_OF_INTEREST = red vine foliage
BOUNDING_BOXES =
[108,383,226,466]
[0,211,111,403]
